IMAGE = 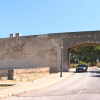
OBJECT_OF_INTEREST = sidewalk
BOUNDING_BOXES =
[0,68,75,99]
[94,66,100,71]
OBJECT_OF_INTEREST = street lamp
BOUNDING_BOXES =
[59,44,63,77]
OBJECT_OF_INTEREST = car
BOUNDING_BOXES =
[76,64,88,72]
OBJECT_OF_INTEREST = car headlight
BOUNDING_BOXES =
[83,67,86,69]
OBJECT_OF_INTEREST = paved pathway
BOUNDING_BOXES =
[1,67,100,99]
[3,67,100,100]
[0,68,75,99]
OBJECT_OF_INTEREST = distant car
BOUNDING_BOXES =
[76,64,88,72]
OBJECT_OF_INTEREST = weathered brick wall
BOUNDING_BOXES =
[0,31,100,72]
[0,70,8,80]
[0,70,8,77]
[63,31,100,71]
[8,67,49,81]
[0,34,59,72]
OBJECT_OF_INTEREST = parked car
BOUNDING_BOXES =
[76,64,88,72]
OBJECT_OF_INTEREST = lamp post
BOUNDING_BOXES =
[59,44,63,77]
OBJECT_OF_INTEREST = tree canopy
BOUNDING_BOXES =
[70,46,100,66]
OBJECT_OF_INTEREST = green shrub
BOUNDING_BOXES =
[70,63,78,68]
[79,61,86,64]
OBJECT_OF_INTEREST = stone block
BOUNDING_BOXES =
[8,67,49,80]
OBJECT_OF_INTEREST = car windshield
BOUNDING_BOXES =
[77,64,86,67]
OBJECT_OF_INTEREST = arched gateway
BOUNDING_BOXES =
[0,31,100,72]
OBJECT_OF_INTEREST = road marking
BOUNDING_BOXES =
[67,90,83,100]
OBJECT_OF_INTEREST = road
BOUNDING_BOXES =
[3,67,100,100]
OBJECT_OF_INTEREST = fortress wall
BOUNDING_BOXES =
[0,31,99,73]
[0,34,61,72]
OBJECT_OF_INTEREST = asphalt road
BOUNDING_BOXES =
[3,67,100,100]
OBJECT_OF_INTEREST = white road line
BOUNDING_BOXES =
[67,77,90,100]
[67,90,83,100]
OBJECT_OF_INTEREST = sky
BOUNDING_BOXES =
[0,0,100,38]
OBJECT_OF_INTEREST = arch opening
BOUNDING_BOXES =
[68,43,100,70]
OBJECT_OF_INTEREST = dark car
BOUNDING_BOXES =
[76,64,88,72]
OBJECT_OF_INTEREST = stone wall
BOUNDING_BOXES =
[0,34,59,72]
[0,70,8,77]
[8,67,49,81]
[0,31,100,72]
[0,70,8,80]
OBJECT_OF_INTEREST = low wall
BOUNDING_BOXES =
[8,67,50,81]
[0,70,8,80]
[0,70,8,77]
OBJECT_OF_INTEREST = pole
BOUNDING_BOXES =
[60,48,62,77]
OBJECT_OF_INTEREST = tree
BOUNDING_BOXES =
[70,46,100,66]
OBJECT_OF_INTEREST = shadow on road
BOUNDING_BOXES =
[90,75,100,78]
[73,71,88,73]
[88,70,100,78]
[88,71,100,74]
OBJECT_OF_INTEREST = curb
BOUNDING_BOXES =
[0,73,72,99]
[94,67,100,71]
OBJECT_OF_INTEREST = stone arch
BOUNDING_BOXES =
[63,39,100,72]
